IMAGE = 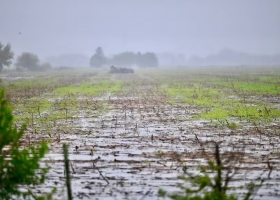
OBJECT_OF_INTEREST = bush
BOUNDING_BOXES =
[39,62,52,71]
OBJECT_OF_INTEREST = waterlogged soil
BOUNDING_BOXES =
[4,71,280,200]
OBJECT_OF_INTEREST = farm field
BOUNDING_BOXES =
[1,66,280,200]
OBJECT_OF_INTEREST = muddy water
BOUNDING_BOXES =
[28,93,280,200]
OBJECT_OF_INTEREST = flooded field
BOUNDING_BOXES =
[1,67,280,199]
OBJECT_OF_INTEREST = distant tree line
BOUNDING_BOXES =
[1,42,158,71]
[0,42,52,72]
[90,47,158,68]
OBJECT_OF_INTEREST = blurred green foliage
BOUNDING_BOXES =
[0,87,49,199]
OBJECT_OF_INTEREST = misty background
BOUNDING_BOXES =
[1,0,280,67]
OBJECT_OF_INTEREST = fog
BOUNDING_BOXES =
[1,0,280,66]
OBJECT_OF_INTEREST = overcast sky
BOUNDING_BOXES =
[1,0,280,60]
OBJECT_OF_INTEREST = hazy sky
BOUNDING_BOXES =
[1,0,280,59]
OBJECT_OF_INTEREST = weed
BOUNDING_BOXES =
[158,144,264,200]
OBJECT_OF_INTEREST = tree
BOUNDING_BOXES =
[0,43,14,72]
[110,52,136,67]
[108,51,159,68]
[90,47,107,67]
[16,52,40,71]
[0,87,49,199]
[138,52,158,68]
